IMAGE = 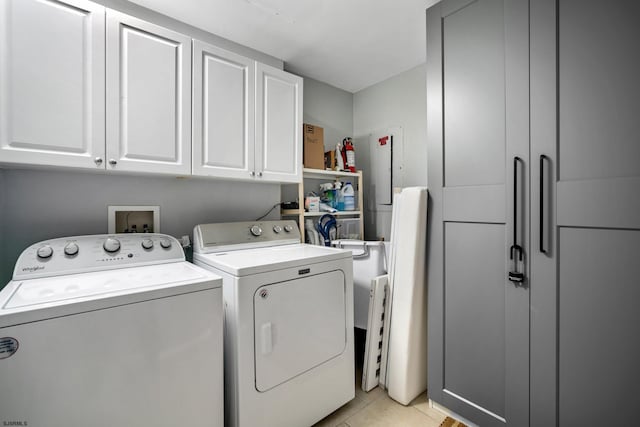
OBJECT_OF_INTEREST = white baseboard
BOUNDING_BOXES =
[429,399,479,427]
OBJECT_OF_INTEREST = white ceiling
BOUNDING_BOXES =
[127,0,440,93]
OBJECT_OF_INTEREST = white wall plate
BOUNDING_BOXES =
[108,205,160,234]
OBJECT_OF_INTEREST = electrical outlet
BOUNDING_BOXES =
[108,205,160,234]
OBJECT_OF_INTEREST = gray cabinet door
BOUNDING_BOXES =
[426,0,529,425]
[530,1,640,425]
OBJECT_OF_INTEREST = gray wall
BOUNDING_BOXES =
[353,64,428,239]
[0,169,280,286]
[301,76,354,151]
[281,68,427,240]
[282,75,354,203]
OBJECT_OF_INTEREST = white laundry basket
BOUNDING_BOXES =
[332,239,387,329]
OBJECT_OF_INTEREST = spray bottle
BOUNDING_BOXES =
[336,142,345,171]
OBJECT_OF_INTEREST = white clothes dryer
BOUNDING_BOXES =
[0,233,224,427]
[193,220,354,427]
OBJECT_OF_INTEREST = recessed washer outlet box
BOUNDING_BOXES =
[108,206,160,234]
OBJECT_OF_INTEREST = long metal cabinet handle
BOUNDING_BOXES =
[510,157,523,261]
[539,155,548,254]
[508,157,525,284]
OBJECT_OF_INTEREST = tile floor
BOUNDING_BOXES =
[312,386,447,427]
[312,330,449,427]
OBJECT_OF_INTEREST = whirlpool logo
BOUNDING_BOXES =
[0,337,19,360]
[21,266,44,273]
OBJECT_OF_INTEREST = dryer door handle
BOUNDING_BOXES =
[260,322,273,355]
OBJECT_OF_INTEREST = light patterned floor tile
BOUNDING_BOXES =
[314,340,440,427]
[411,392,448,424]
[312,394,371,427]
[313,385,444,427]
[344,393,442,427]
[356,385,386,404]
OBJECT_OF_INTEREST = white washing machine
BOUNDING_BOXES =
[0,233,224,427]
[193,220,355,427]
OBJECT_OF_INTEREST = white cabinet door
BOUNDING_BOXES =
[255,63,302,183]
[192,40,255,179]
[106,11,191,175]
[0,0,105,169]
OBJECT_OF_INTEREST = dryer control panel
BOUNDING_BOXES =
[13,234,185,280]
[194,220,301,253]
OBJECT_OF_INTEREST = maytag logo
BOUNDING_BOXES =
[21,266,44,273]
[3,422,28,426]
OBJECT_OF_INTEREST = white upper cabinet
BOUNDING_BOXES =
[0,0,105,169]
[193,45,302,183]
[1,0,301,181]
[192,40,255,179]
[106,10,191,175]
[256,63,303,183]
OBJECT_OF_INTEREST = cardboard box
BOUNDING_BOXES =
[303,124,325,169]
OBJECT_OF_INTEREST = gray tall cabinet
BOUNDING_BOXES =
[427,0,640,426]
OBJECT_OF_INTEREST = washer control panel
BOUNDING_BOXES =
[194,220,301,253]
[13,234,184,280]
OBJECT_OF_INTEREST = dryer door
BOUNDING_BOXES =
[254,269,346,392]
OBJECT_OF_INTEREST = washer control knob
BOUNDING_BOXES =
[273,225,282,234]
[250,225,263,237]
[37,245,53,259]
[141,239,154,250]
[284,225,294,233]
[159,238,172,249]
[64,242,79,256]
[103,238,121,253]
